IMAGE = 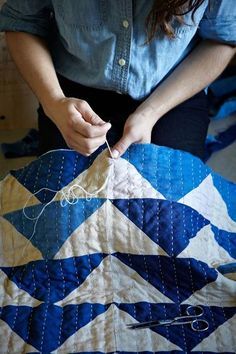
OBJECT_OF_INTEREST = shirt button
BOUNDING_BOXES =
[118,58,126,66]
[122,20,129,28]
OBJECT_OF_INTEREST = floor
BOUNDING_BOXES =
[0,129,36,180]
[0,117,236,183]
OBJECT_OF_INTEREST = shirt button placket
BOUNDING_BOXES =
[113,0,132,93]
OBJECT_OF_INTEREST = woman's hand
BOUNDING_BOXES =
[111,110,155,158]
[44,97,111,156]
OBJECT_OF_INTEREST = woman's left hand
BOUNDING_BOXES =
[111,111,155,158]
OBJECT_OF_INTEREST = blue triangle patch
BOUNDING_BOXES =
[211,225,236,258]
[1,254,107,302]
[112,199,209,256]
[3,198,106,259]
[0,303,109,352]
[122,144,209,201]
[212,174,236,222]
[11,147,104,203]
[113,254,217,303]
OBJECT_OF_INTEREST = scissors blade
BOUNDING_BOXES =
[127,319,170,330]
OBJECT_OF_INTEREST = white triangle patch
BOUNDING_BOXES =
[0,216,43,266]
[192,314,236,352]
[0,269,42,307]
[178,174,236,232]
[56,255,173,306]
[182,272,236,306]
[54,200,167,259]
[178,224,235,267]
[53,304,181,353]
[0,174,40,215]
[54,149,165,202]
[0,318,38,353]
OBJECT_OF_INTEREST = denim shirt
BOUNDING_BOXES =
[0,0,236,100]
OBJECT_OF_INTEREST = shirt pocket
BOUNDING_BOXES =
[54,0,107,30]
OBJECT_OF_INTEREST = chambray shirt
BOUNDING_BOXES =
[0,0,236,100]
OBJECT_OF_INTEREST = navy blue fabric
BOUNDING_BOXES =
[112,199,209,256]
[0,304,108,353]
[1,254,106,303]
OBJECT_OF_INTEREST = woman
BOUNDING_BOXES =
[0,0,235,159]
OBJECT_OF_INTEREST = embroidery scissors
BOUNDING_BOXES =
[126,305,209,332]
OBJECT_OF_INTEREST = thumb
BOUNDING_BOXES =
[111,134,133,158]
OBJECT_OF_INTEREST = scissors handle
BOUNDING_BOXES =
[191,319,209,332]
[186,305,204,317]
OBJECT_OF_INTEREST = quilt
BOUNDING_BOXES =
[0,144,235,353]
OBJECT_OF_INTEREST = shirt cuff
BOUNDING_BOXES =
[0,4,50,38]
[198,18,236,46]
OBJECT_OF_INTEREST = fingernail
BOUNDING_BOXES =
[112,149,119,159]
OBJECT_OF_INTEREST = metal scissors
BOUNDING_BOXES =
[127,305,209,332]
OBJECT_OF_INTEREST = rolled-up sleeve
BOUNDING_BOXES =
[198,0,236,46]
[0,0,52,37]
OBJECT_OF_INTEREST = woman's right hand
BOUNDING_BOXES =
[44,97,111,156]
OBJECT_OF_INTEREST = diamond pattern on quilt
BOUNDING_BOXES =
[0,303,108,353]
[3,199,106,259]
[0,145,236,353]
[0,254,106,303]
[53,304,181,353]
[54,200,167,259]
[113,254,218,303]
[56,255,173,306]
[112,199,209,257]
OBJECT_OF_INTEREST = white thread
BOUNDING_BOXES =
[21,141,114,256]
[105,138,114,159]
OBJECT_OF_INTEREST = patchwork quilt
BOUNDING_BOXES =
[0,144,235,353]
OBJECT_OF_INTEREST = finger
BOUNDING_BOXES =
[111,134,134,158]
[71,113,111,138]
[75,100,107,126]
[68,133,106,154]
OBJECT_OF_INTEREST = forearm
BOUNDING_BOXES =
[137,40,236,121]
[5,32,65,115]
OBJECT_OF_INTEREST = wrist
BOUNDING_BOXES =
[42,92,66,118]
[134,102,163,126]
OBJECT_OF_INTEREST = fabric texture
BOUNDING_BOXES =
[0,0,236,99]
[0,144,235,353]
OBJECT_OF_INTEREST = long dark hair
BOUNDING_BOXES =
[145,0,205,42]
